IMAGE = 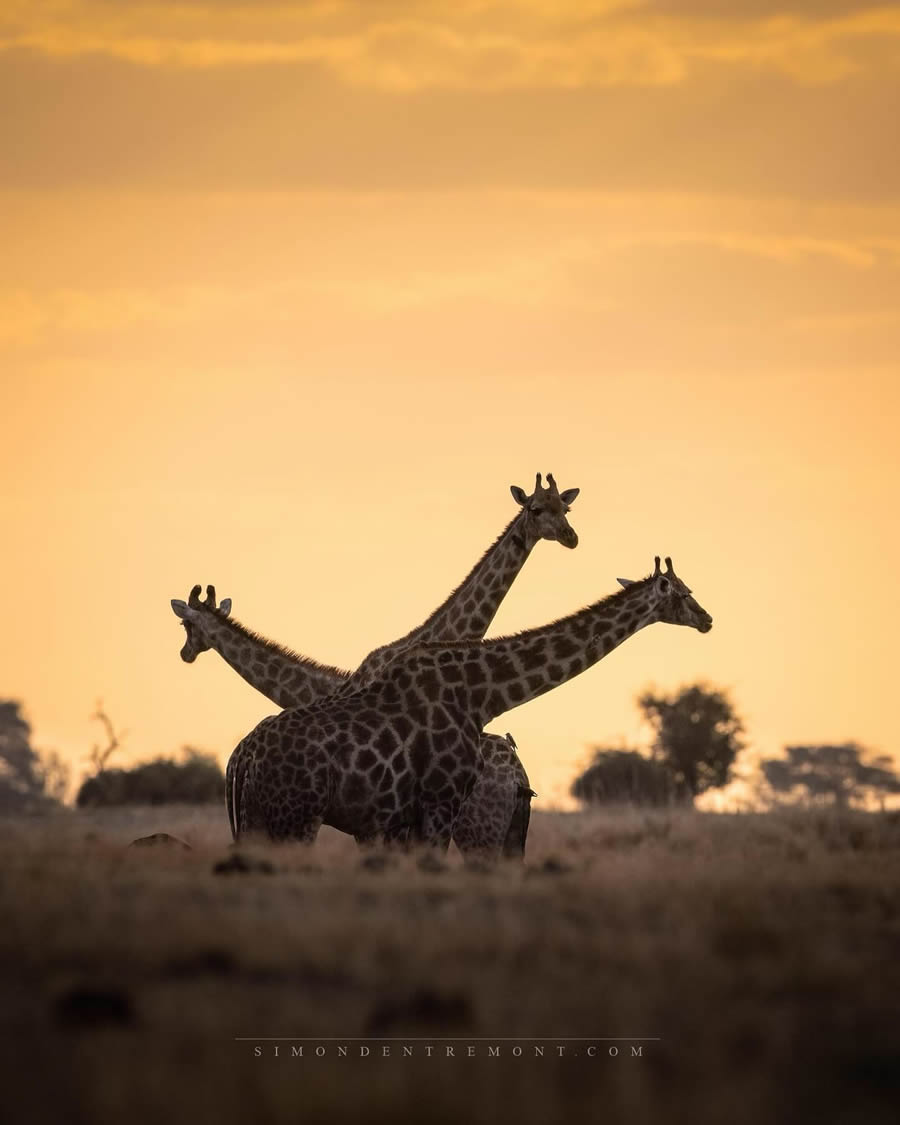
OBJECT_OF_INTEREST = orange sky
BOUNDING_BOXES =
[2,1,899,807]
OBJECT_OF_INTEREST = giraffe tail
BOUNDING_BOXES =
[225,749,243,842]
[502,784,535,860]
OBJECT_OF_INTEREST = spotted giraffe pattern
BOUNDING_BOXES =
[175,474,579,858]
[452,733,535,860]
[228,558,713,849]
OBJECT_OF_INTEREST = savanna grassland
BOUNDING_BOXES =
[1,805,898,1125]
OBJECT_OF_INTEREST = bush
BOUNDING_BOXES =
[571,749,689,807]
[76,748,224,807]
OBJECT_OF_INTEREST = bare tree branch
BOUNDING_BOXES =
[83,702,127,775]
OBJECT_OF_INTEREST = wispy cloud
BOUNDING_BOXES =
[3,1,899,87]
[3,221,897,375]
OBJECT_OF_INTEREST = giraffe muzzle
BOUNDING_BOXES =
[560,529,578,549]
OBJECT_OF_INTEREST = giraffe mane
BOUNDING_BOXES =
[490,574,657,646]
[208,610,353,681]
[406,573,656,656]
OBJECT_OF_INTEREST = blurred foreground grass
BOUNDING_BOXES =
[1,804,898,1124]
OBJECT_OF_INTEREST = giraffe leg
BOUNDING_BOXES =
[356,823,411,850]
[283,816,322,845]
[418,801,459,852]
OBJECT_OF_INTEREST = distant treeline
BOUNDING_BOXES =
[0,699,223,812]
[571,684,900,811]
[3,689,898,813]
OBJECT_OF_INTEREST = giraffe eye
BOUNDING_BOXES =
[531,506,544,515]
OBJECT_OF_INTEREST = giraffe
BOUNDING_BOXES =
[179,593,537,859]
[452,732,535,860]
[227,556,712,849]
[172,473,577,858]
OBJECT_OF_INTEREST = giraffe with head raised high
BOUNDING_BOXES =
[172,473,577,858]
[228,556,712,848]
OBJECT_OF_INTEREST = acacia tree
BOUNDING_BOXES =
[638,684,745,803]
[761,744,900,810]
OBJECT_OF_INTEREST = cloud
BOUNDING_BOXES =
[3,3,899,199]
[2,1,899,89]
[2,47,900,199]
[3,217,898,373]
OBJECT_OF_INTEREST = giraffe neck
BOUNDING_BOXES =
[385,579,661,725]
[350,510,536,686]
[416,509,537,642]
[187,606,351,709]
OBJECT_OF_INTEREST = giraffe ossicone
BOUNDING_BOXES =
[171,585,233,663]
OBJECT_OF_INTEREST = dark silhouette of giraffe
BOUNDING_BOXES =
[172,474,577,857]
[228,557,712,849]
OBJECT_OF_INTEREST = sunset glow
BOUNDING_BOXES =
[2,1,899,806]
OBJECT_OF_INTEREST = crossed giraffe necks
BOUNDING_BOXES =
[186,508,541,708]
[377,577,663,727]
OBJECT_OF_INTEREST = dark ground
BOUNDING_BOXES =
[1,804,898,1125]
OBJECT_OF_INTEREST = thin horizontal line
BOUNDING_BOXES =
[236,1037,660,1042]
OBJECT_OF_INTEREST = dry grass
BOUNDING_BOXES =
[1,804,899,1125]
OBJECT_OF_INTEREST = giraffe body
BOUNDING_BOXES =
[176,475,579,857]
[227,558,712,849]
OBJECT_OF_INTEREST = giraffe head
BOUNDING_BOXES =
[618,557,713,633]
[170,584,232,663]
[510,472,580,548]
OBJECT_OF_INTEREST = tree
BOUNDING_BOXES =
[571,748,689,807]
[760,743,900,810]
[638,683,744,803]
[0,700,67,813]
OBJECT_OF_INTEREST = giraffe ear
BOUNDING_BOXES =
[171,599,188,618]
[616,578,635,588]
[560,488,580,504]
[219,598,232,616]
[510,485,528,506]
